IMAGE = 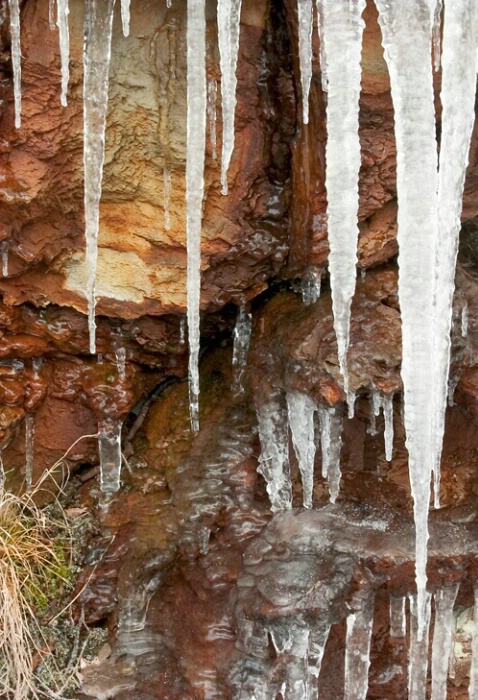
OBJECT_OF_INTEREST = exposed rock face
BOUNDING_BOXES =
[0,1,478,699]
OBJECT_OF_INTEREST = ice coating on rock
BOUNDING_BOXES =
[1,241,9,277]
[83,0,115,354]
[318,404,342,503]
[283,623,310,699]
[470,586,478,698]
[383,393,394,462]
[256,396,292,511]
[462,302,468,338]
[432,0,478,511]
[115,346,127,384]
[287,391,317,508]
[49,0,56,30]
[57,0,70,106]
[344,590,375,700]
[98,418,122,495]
[431,584,459,700]
[207,78,218,161]
[389,595,406,638]
[408,592,432,700]
[232,304,252,395]
[179,316,186,345]
[302,266,322,305]
[318,0,365,399]
[163,167,172,232]
[308,623,331,696]
[9,0,21,129]
[217,0,242,195]
[120,0,130,37]
[25,412,35,492]
[186,0,207,433]
[375,0,438,638]
[297,0,313,124]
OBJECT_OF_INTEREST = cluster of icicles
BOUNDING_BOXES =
[6,0,478,661]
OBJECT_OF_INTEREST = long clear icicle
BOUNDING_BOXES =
[318,0,365,401]
[287,391,317,508]
[217,0,242,195]
[121,0,131,37]
[431,584,459,700]
[432,0,478,509]
[375,0,438,639]
[256,396,292,511]
[383,393,394,462]
[297,0,313,124]
[8,0,21,129]
[344,590,375,700]
[83,0,115,354]
[408,593,432,700]
[186,0,207,433]
[57,0,70,106]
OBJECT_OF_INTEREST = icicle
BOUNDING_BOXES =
[49,0,56,30]
[115,346,127,383]
[447,373,460,408]
[57,0,70,106]
[344,590,375,700]
[347,390,356,419]
[207,78,218,161]
[383,393,394,462]
[232,304,252,395]
[120,0,131,37]
[461,302,468,338]
[287,391,317,508]
[389,595,406,638]
[8,0,21,129]
[32,357,43,378]
[284,623,310,700]
[315,0,327,90]
[1,241,9,277]
[163,167,172,231]
[318,404,342,503]
[186,0,207,433]
[375,0,438,639]
[307,623,330,697]
[302,266,322,306]
[217,0,242,195]
[367,395,378,436]
[432,0,478,514]
[25,412,35,492]
[83,0,115,354]
[179,316,186,345]
[98,418,122,495]
[432,0,442,72]
[431,584,459,700]
[166,0,172,7]
[297,0,313,124]
[256,396,292,511]
[97,352,103,365]
[470,586,478,698]
[317,0,365,399]
[408,592,432,700]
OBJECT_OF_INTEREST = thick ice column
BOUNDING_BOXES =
[217,0,242,195]
[83,0,115,354]
[344,590,375,700]
[432,0,478,509]
[297,0,313,124]
[256,395,292,511]
[375,0,438,637]
[408,592,432,700]
[318,404,343,503]
[8,0,21,129]
[287,391,317,508]
[283,623,310,700]
[431,584,459,700]
[232,304,252,395]
[121,0,131,37]
[317,0,365,400]
[98,418,122,495]
[186,0,207,433]
[57,0,70,106]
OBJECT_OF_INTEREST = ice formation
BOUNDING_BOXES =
[431,584,459,700]
[297,0,313,124]
[186,0,207,433]
[383,393,394,462]
[115,346,127,383]
[49,0,56,30]
[120,0,131,37]
[318,0,365,399]
[98,419,123,495]
[9,0,21,129]
[389,595,406,638]
[301,266,322,305]
[287,391,317,508]
[256,396,292,511]
[318,403,343,503]
[24,413,35,492]
[83,0,115,354]
[57,0,70,106]
[408,593,432,699]
[163,167,172,232]
[344,591,375,700]
[1,241,9,277]
[375,0,439,637]
[232,304,252,395]
[207,78,218,161]
[462,302,469,338]
[217,0,242,195]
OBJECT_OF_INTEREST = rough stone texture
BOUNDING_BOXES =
[0,1,477,699]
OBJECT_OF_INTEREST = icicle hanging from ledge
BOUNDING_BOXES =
[8,0,21,128]
[317,0,365,406]
[83,0,115,354]
[217,0,242,195]
[120,0,131,37]
[186,0,207,433]
[57,0,70,106]
[297,0,313,124]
